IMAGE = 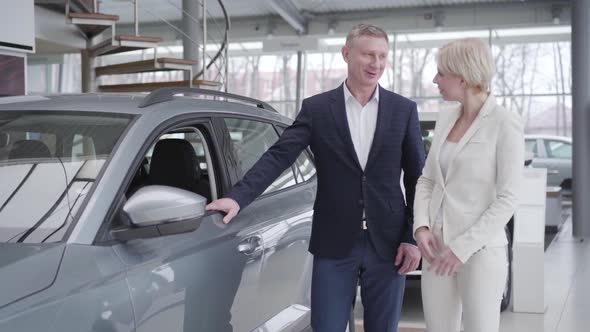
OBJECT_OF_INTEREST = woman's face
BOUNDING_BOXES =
[433,68,464,102]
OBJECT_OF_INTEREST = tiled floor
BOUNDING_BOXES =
[351,207,589,332]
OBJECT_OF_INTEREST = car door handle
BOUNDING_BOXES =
[548,169,560,175]
[237,235,262,255]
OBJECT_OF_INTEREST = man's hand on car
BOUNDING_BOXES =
[206,198,240,224]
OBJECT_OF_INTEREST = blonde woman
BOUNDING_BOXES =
[413,38,524,332]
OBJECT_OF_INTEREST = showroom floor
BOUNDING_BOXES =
[351,209,589,332]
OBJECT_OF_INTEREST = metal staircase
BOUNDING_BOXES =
[62,0,230,92]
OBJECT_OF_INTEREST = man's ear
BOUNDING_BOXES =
[341,45,349,63]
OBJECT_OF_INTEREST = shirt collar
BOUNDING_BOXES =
[343,80,380,104]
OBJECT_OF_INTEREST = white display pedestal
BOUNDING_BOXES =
[545,186,563,230]
[512,167,547,313]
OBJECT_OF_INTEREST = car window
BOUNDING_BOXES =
[126,128,215,202]
[145,132,208,171]
[104,125,219,240]
[24,132,57,156]
[525,139,539,157]
[294,152,316,182]
[224,118,297,194]
[545,140,572,159]
[0,112,132,243]
[275,125,316,183]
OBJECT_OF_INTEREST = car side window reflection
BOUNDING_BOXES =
[275,125,316,184]
[545,140,572,159]
[224,118,297,194]
[294,152,316,182]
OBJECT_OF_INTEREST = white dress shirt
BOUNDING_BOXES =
[433,140,457,226]
[343,81,415,248]
[343,81,379,170]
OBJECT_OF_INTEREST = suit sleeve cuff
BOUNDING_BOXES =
[448,241,480,264]
[412,221,430,240]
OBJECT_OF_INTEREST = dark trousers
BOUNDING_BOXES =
[311,230,406,332]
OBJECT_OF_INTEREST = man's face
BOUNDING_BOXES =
[342,36,389,88]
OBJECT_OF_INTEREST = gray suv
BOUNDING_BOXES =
[0,88,316,332]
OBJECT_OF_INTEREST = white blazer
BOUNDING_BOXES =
[413,95,524,263]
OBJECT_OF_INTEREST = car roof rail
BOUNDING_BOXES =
[138,87,278,112]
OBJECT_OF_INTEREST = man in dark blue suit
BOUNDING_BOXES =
[207,23,424,332]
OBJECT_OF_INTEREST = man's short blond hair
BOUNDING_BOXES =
[437,38,495,91]
[345,23,389,47]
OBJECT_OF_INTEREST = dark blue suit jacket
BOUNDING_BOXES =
[229,84,425,259]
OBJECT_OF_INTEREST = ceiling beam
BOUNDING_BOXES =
[111,1,571,44]
[265,0,307,34]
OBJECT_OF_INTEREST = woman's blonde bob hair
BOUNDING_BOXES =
[437,38,495,92]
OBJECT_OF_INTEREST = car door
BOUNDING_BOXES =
[220,118,315,331]
[527,138,553,184]
[253,151,316,332]
[105,119,267,332]
[542,139,572,188]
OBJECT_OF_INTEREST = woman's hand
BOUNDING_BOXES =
[428,247,463,276]
[414,226,438,264]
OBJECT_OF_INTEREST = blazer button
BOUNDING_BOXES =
[358,199,364,206]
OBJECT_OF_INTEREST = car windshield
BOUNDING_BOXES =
[0,111,132,243]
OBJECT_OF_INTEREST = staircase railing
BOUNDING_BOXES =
[166,0,230,83]
[127,0,231,90]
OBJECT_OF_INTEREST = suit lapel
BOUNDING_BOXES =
[443,94,496,182]
[329,85,362,169]
[365,86,389,170]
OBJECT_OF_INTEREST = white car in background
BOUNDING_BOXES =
[525,135,572,190]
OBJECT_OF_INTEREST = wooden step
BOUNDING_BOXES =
[116,35,163,43]
[90,34,163,57]
[68,12,119,37]
[99,79,222,93]
[157,58,199,65]
[69,12,119,20]
[95,58,198,76]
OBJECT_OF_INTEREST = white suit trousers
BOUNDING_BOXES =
[421,224,508,332]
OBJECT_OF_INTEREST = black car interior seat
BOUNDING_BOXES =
[8,140,52,159]
[148,138,211,202]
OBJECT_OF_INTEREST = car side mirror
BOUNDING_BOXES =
[111,185,207,241]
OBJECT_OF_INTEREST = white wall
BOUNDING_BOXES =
[0,0,35,53]
[34,5,86,54]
